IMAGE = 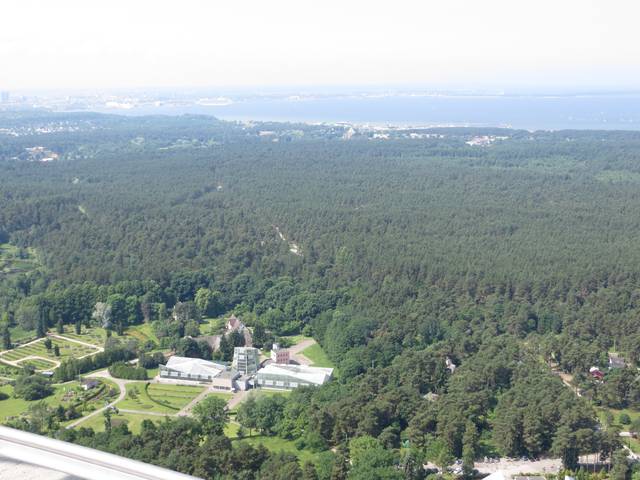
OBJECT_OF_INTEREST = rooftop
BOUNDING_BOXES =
[164,356,227,377]
[257,363,333,385]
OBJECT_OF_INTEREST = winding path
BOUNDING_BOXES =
[66,370,129,429]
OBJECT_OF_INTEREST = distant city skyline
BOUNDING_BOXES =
[2,0,639,91]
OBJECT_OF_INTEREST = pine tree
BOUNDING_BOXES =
[56,319,64,334]
[401,449,425,480]
[462,421,479,479]
[1,323,10,350]
[103,409,112,432]
[36,314,46,338]
[330,451,349,480]
[611,449,629,480]
[302,462,319,480]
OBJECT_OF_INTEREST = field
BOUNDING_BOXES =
[0,380,112,422]
[246,389,291,400]
[58,325,106,346]
[236,431,321,464]
[81,410,171,434]
[17,358,59,370]
[278,335,311,348]
[124,324,159,345]
[7,325,36,344]
[0,243,40,278]
[300,343,334,368]
[597,407,640,429]
[199,316,227,335]
[0,336,100,367]
[116,382,205,413]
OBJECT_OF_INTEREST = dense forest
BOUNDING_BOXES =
[2,111,640,479]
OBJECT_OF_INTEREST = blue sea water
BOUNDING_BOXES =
[95,94,640,131]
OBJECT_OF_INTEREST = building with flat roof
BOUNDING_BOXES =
[159,356,239,391]
[254,364,333,390]
[232,347,260,375]
[270,343,290,364]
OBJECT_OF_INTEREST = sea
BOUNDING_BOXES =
[91,93,640,131]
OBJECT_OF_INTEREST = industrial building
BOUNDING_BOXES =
[159,356,240,391]
[254,363,333,390]
[232,347,260,375]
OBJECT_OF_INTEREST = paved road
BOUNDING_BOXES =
[66,370,129,429]
[227,390,250,411]
[177,386,214,417]
[289,338,316,366]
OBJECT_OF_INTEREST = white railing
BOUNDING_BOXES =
[0,425,201,480]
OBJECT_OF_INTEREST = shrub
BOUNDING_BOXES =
[619,413,632,425]
[108,362,147,380]
[13,374,53,400]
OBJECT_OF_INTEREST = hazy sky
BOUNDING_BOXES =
[1,0,639,91]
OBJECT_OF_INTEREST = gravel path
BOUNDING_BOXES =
[66,370,129,429]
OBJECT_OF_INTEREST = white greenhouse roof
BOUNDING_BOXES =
[164,356,226,377]
[256,364,333,385]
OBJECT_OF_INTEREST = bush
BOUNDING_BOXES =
[13,374,53,400]
[108,362,148,380]
[619,413,632,425]
[138,351,165,369]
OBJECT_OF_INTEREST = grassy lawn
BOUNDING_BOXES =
[247,389,291,400]
[300,343,334,368]
[597,407,640,429]
[124,324,159,345]
[57,325,106,347]
[0,336,100,365]
[7,325,36,344]
[17,358,59,370]
[81,410,170,434]
[206,391,234,402]
[237,433,321,464]
[199,316,231,336]
[278,335,312,348]
[117,382,204,413]
[0,380,113,422]
[624,436,640,454]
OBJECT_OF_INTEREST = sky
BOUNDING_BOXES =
[1,0,639,92]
